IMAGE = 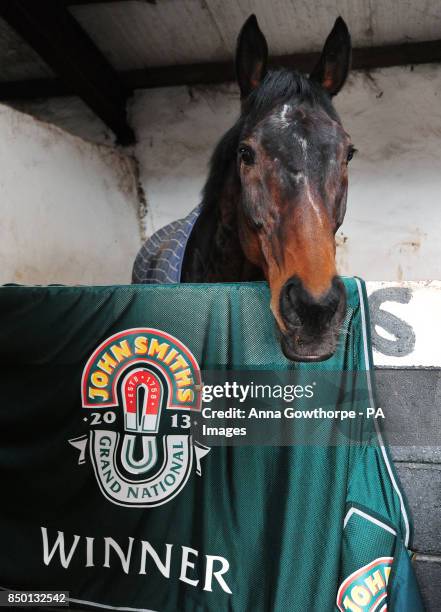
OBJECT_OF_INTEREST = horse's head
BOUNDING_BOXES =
[235,15,354,362]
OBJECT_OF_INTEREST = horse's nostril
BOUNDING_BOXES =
[280,276,344,328]
[280,277,303,326]
[323,285,340,319]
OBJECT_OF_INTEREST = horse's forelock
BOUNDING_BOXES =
[242,68,337,129]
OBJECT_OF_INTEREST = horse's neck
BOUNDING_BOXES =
[181,175,262,283]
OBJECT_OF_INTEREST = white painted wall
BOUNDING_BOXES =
[366,280,441,366]
[0,104,141,285]
[130,63,441,281]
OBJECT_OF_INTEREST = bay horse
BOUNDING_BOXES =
[133,15,355,362]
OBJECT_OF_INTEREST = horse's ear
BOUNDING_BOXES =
[235,14,268,99]
[310,17,351,96]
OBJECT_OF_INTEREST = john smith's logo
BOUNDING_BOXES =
[69,328,210,507]
[337,557,393,611]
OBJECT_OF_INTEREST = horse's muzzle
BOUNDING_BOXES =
[278,275,346,362]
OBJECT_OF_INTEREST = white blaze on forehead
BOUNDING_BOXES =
[297,136,308,152]
[279,103,291,127]
[296,135,321,222]
[292,171,304,184]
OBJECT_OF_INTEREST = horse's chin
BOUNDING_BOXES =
[280,332,338,363]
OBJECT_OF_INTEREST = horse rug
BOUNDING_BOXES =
[0,279,423,611]
[132,206,200,284]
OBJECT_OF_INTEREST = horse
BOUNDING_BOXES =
[133,15,355,362]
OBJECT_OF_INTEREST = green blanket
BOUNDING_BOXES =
[0,278,423,611]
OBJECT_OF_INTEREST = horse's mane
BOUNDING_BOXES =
[201,68,336,211]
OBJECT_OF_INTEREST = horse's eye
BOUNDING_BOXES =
[238,145,255,166]
[347,147,357,163]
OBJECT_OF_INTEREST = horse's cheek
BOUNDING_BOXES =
[239,223,264,269]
